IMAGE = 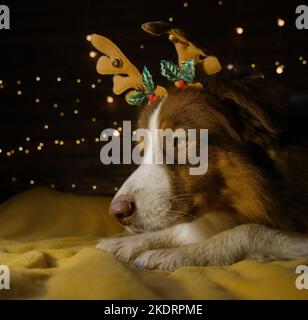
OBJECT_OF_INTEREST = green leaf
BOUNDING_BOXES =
[142,66,155,93]
[181,59,195,83]
[160,60,181,82]
[127,91,148,106]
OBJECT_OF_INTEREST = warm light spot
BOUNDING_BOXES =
[60,112,64,117]
[35,98,40,103]
[97,79,102,83]
[184,2,188,7]
[11,150,15,154]
[44,124,49,130]
[140,44,145,49]
[11,177,16,182]
[168,17,174,22]
[57,77,62,82]
[91,84,96,89]
[18,147,23,151]
[0,80,3,85]
[17,90,22,95]
[92,185,97,190]
[74,109,79,114]
[76,98,80,103]
[81,138,85,142]
[76,140,81,144]
[114,187,118,192]
[36,76,41,81]
[275,61,280,66]
[218,0,223,5]
[29,180,35,185]
[59,140,64,145]
[113,130,120,137]
[236,27,244,35]
[37,146,42,151]
[276,65,284,74]
[86,35,92,42]
[95,137,100,142]
[54,140,59,145]
[39,142,44,147]
[16,80,21,85]
[72,184,76,188]
[299,56,303,61]
[113,121,118,126]
[227,64,234,70]
[277,18,285,27]
[7,152,11,157]
[76,78,81,83]
[26,137,30,142]
[118,127,122,132]
[303,60,307,65]
[50,184,55,188]
[25,149,30,154]
[92,117,96,122]
[0,148,2,153]
[53,103,58,108]
[102,133,107,138]
[89,51,97,58]
[251,63,256,68]
[107,95,114,103]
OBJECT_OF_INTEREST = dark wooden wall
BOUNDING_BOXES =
[0,0,307,202]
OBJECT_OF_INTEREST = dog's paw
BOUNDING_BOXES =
[96,236,149,263]
[132,248,191,272]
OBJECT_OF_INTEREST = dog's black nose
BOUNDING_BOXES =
[109,195,134,226]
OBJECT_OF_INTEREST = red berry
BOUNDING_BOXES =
[148,94,157,101]
[183,84,189,90]
[175,79,187,88]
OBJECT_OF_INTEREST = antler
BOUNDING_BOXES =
[142,21,222,76]
[91,34,165,103]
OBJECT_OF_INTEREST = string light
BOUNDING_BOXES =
[277,18,285,27]
[26,137,30,142]
[72,184,76,189]
[275,61,280,66]
[54,140,59,145]
[74,109,79,114]
[57,77,62,82]
[44,124,49,130]
[140,44,145,49]
[299,56,303,61]
[76,78,81,83]
[36,76,41,81]
[236,27,244,35]
[218,0,223,5]
[59,140,64,146]
[92,117,96,122]
[18,147,23,151]
[35,98,40,103]
[227,64,234,70]
[113,130,120,137]
[76,139,81,144]
[91,84,96,89]
[60,112,64,117]
[81,138,85,142]
[86,35,92,42]
[95,137,100,142]
[276,65,284,74]
[97,79,102,83]
[303,60,307,65]
[251,63,256,68]
[92,185,97,190]
[29,180,35,185]
[169,17,174,22]
[114,187,118,192]
[16,80,21,85]
[17,90,22,95]
[50,184,55,188]
[107,95,114,103]
[184,2,189,7]
[25,149,30,154]
[76,98,80,103]
[0,80,3,85]
[11,177,16,182]
[89,51,97,58]
[53,103,58,108]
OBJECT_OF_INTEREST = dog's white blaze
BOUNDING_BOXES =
[113,101,172,227]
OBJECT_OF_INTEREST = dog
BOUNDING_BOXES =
[97,68,308,271]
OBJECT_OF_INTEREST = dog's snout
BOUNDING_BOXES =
[109,195,134,225]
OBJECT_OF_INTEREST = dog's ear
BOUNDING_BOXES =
[208,69,289,141]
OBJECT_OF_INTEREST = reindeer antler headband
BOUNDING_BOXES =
[91,21,222,106]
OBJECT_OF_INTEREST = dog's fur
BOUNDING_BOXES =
[97,69,308,271]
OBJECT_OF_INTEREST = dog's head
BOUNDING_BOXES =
[109,69,289,233]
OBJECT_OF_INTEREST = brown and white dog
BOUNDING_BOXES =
[97,68,308,271]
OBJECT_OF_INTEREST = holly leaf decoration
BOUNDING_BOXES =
[127,91,148,106]
[160,60,182,82]
[181,59,195,83]
[142,66,155,93]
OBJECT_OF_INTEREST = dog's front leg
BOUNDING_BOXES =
[132,224,308,271]
[96,221,209,263]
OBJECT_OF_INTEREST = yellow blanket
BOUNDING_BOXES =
[0,187,307,300]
